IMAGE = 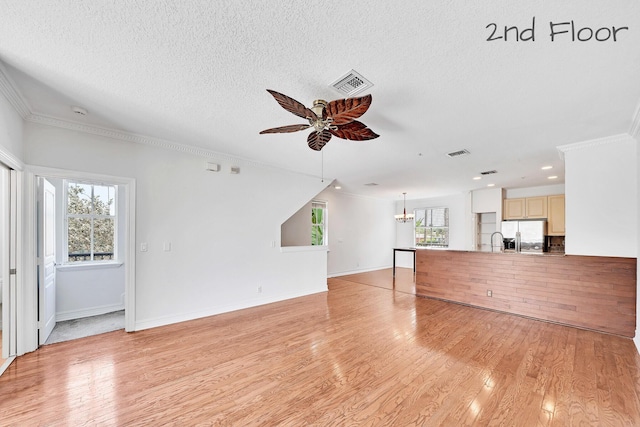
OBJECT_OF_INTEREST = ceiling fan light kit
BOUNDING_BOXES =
[260,89,379,151]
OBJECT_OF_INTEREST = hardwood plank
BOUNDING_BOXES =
[1,268,639,425]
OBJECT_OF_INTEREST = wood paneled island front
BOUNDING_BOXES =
[415,249,637,337]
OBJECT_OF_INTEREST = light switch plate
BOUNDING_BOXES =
[141,243,148,252]
[163,242,171,252]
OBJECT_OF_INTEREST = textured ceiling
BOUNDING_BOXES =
[1,0,639,200]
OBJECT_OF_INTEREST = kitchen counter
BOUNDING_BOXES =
[415,249,636,337]
[415,247,565,256]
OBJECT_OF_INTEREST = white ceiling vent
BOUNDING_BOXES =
[330,70,373,96]
[446,149,470,158]
[364,182,379,186]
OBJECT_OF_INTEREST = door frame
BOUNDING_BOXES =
[0,146,22,368]
[23,166,136,353]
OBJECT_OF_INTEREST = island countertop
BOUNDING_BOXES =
[415,249,636,337]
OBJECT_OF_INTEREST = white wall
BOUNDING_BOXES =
[0,92,23,164]
[24,122,330,331]
[471,187,504,215]
[562,136,637,257]
[395,192,470,267]
[281,201,312,247]
[505,184,565,199]
[311,188,395,276]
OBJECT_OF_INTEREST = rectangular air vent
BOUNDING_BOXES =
[331,70,373,96]
[480,170,497,175]
[447,149,470,158]
[364,182,379,186]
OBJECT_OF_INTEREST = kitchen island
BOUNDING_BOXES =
[415,249,637,337]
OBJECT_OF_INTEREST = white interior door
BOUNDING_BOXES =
[38,178,56,345]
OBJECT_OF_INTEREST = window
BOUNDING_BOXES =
[65,181,117,262]
[414,207,449,247]
[311,201,327,245]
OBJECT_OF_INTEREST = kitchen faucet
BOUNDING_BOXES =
[490,231,504,252]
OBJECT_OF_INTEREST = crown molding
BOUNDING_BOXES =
[0,60,321,180]
[25,113,325,180]
[0,62,31,119]
[556,133,634,158]
[0,145,24,170]
[26,113,241,161]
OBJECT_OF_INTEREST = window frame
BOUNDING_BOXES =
[311,200,328,246]
[63,179,118,264]
[414,206,449,248]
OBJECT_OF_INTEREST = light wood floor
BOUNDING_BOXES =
[1,268,640,426]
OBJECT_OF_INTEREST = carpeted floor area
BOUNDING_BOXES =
[45,310,125,345]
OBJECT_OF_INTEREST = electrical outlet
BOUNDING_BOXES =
[487,290,492,297]
[257,285,262,293]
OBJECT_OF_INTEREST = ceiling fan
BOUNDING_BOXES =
[260,89,379,151]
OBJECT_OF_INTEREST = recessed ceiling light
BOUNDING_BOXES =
[473,176,481,180]
[487,183,495,187]
[541,165,553,170]
[548,176,558,180]
[334,185,342,190]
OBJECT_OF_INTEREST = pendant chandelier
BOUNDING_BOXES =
[395,192,414,223]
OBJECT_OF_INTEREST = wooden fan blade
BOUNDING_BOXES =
[266,89,317,121]
[325,94,372,125]
[330,120,379,141]
[259,124,311,134]
[307,130,332,151]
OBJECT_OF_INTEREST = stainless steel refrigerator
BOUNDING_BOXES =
[501,220,546,253]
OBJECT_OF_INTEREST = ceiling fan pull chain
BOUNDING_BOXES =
[321,150,324,182]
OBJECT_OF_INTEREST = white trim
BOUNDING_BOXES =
[19,171,37,355]
[0,62,329,182]
[56,261,123,271]
[25,114,329,182]
[125,181,135,332]
[0,148,23,172]
[630,102,640,139]
[22,165,136,351]
[327,265,392,278]
[55,303,124,322]
[280,245,328,253]
[0,356,15,377]
[62,180,119,264]
[0,61,31,119]
[134,288,327,332]
[556,133,634,158]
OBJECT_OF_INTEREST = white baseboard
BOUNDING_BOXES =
[56,303,125,322]
[134,286,327,332]
[327,265,392,278]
